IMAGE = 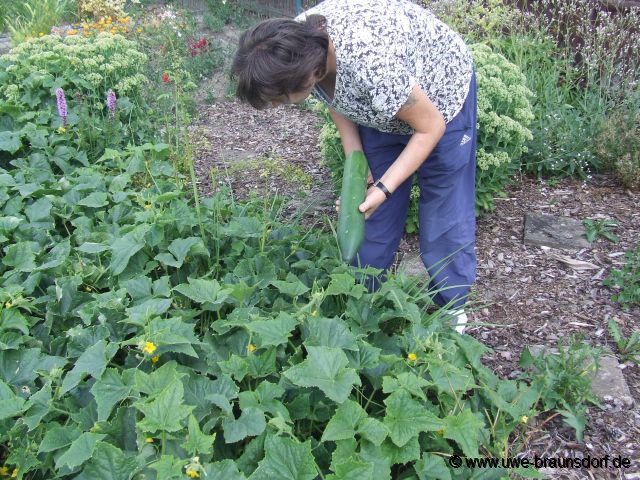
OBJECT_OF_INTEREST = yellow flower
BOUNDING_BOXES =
[145,437,155,443]
[137,27,143,33]
[151,355,160,363]
[39,32,45,36]
[247,344,256,353]
[311,310,317,317]
[4,302,12,309]
[99,18,105,25]
[0,466,9,476]
[185,468,200,478]
[67,29,77,35]
[407,352,417,362]
[143,341,157,354]
[11,469,17,479]
[144,203,152,209]
[521,415,529,424]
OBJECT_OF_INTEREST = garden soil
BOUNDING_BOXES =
[191,25,640,480]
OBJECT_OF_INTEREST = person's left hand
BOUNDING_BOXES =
[359,186,387,220]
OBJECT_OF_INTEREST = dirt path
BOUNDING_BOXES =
[192,24,640,479]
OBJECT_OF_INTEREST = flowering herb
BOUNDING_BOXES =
[55,88,68,126]
[106,89,117,118]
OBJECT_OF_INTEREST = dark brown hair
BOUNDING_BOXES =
[231,15,329,109]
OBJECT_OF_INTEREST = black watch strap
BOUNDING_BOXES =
[373,180,392,199]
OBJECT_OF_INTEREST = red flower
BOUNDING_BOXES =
[162,72,170,84]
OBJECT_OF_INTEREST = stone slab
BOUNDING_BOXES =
[523,213,590,250]
[397,251,427,277]
[528,345,634,407]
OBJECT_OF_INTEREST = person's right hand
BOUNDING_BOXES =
[335,168,374,214]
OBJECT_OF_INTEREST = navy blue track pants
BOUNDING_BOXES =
[354,72,477,309]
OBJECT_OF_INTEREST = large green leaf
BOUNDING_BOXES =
[109,224,150,275]
[2,241,38,272]
[283,346,361,403]
[305,317,358,351]
[38,424,82,453]
[90,368,134,422]
[249,435,317,480]
[55,432,106,470]
[222,406,266,443]
[0,131,22,153]
[321,399,365,442]
[60,340,119,395]
[205,460,247,480]
[246,312,298,347]
[22,382,53,431]
[326,459,375,480]
[174,277,231,305]
[74,442,142,480]
[135,378,194,434]
[414,453,452,480]
[181,414,216,455]
[383,390,444,447]
[382,372,431,401]
[442,409,485,458]
[270,276,310,297]
[0,379,25,420]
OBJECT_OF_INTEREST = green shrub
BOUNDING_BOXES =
[595,105,640,191]
[604,245,640,309]
[430,0,640,179]
[0,32,149,159]
[471,43,534,212]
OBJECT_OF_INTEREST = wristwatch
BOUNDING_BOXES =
[372,180,392,199]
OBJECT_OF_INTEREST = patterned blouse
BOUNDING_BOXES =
[296,0,473,134]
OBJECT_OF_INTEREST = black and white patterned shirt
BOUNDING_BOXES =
[296,0,473,134]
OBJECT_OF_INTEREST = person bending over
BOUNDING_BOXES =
[231,0,477,333]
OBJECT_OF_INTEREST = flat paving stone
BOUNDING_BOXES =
[397,251,427,277]
[528,345,634,407]
[523,213,590,250]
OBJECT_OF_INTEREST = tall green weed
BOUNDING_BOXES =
[4,0,76,44]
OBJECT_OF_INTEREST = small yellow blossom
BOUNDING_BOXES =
[99,18,105,25]
[143,341,157,354]
[83,24,88,29]
[57,126,66,134]
[151,355,160,363]
[521,415,529,424]
[144,203,152,209]
[4,302,12,309]
[67,29,77,36]
[0,466,9,476]
[85,286,91,292]
[39,32,45,36]
[247,344,256,353]
[185,467,200,478]
[311,310,317,316]
[407,352,417,362]
[137,27,143,33]
[145,437,155,443]
[11,469,17,479]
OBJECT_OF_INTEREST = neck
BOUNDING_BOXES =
[318,39,336,82]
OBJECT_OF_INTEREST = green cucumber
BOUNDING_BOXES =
[337,150,368,263]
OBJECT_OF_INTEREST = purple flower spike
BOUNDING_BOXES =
[55,88,68,125]
[106,89,117,118]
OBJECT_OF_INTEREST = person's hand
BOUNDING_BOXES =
[359,185,387,220]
